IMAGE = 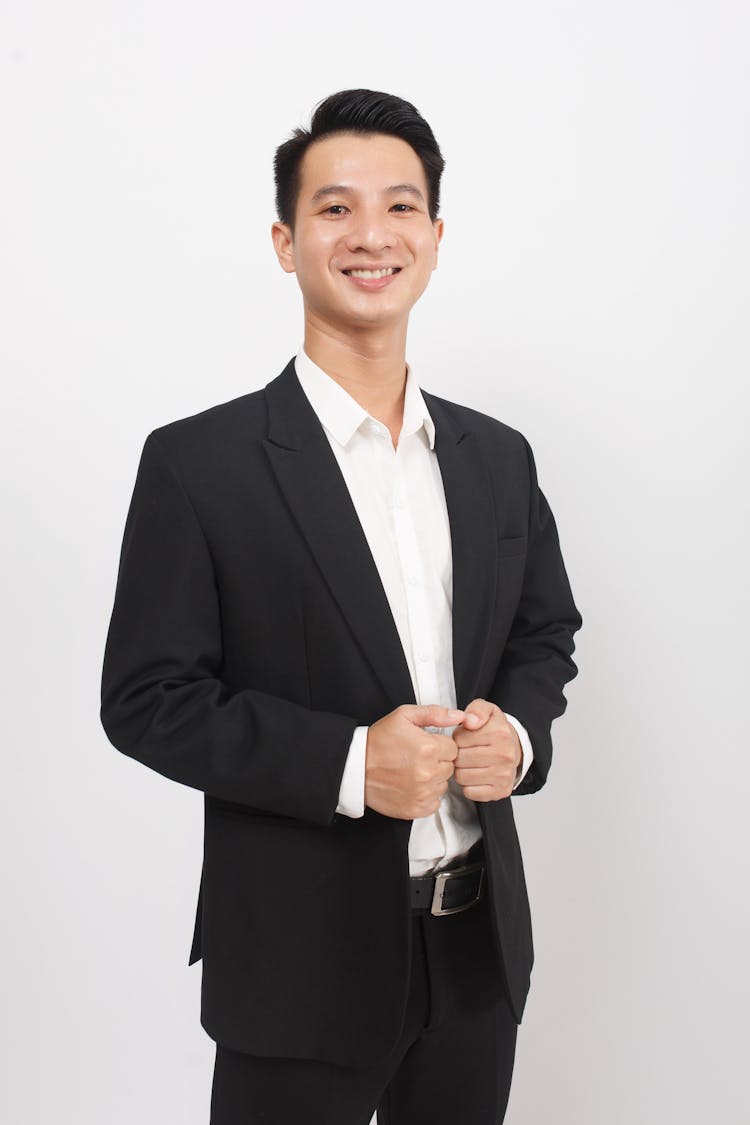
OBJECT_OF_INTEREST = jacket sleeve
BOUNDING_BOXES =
[100,432,359,827]
[488,435,582,795]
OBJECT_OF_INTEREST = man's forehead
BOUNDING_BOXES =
[299,133,427,196]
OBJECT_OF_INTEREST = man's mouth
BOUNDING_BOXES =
[342,267,401,279]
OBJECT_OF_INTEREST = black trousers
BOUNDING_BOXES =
[209,847,518,1125]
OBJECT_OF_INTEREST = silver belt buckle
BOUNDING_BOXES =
[430,860,484,916]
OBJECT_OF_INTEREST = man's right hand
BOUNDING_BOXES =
[364,704,465,820]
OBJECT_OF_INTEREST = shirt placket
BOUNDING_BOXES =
[386,431,448,857]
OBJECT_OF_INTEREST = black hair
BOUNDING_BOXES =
[274,89,445,228]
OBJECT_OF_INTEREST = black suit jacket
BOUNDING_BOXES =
[100,357,582,1067]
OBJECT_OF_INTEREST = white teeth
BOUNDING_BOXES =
[347,268,397,279]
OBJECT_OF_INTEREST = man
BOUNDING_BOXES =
[101,89,582,1124]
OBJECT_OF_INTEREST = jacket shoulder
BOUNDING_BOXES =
[147,387,267,457]
[422,388,529,453]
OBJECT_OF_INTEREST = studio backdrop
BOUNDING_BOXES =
[1,2,748,1122]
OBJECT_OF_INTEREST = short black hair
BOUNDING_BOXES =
[274,89,445,229]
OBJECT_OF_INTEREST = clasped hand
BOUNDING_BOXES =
[364,699,522,820]
[451,698,523,802]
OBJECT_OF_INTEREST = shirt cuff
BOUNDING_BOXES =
[505,714,534,790]
[335,725,368,818]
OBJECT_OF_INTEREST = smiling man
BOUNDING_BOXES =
[101,89,582,1124]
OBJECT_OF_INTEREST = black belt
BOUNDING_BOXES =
[410,850,486,916]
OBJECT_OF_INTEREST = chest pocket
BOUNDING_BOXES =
[497,535,527,558]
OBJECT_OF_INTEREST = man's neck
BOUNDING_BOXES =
[303,320,408,439]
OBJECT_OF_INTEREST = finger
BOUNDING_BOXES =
[455,761,515,783]
[460,698,496,730]
[432,733,458,761]
[458,784,506,803]
[404,704,465,728]
[453,747,497,768]
[452,724,494,749]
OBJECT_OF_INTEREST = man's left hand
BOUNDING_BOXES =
[451,699,522,802]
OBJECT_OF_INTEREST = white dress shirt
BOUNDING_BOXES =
[294,349,534,876]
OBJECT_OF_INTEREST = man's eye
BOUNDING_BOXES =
[324,205,348,215]
[391,203,414,213]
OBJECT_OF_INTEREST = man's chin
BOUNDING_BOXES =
[314,301,409,333]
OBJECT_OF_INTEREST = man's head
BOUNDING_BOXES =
[274,89,445,232]
[271,90,446,334]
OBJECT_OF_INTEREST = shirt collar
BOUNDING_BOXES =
[294,347,436,451]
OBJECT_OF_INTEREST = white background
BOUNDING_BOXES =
[2,2,748,1122]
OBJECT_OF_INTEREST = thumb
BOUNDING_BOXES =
[461,699,495,729]
[403,704,466,729]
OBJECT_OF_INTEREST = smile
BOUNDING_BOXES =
[342,267,401,279]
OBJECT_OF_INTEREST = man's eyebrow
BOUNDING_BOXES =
[309,183,426,205]
[310,184,352,204]
[385,183,426,203]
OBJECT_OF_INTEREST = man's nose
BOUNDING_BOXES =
[344,210,395,254]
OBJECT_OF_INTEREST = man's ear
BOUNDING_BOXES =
[271,221,296,274]
[432,217,444,270]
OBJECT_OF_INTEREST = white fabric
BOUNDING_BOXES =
[294,348,534,876]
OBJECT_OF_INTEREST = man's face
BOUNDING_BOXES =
[272,132,443,332]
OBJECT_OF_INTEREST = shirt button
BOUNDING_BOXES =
[406,574,419,586]
[417,651,430,663]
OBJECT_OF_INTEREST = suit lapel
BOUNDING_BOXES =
[262,360,498,713]
[422,390,499,710]
[263,360,415,707]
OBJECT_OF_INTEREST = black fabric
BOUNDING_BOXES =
[210,890,517,1125]
[100,357,582,1067]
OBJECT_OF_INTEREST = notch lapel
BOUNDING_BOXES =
[262,360,416,709]
[421,390,499,711]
